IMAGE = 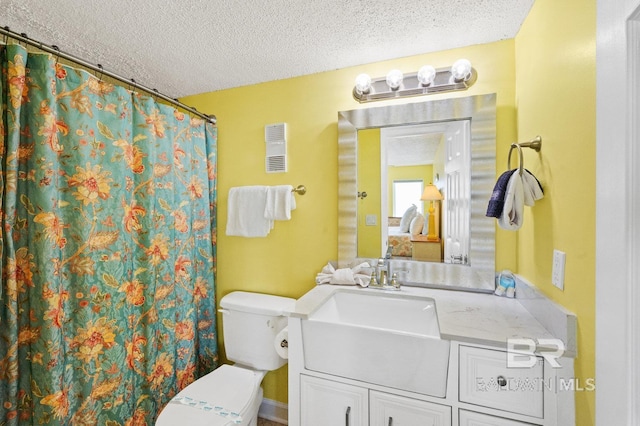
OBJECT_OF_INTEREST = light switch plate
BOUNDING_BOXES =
[365,215,377,226]
[552,249,566,290]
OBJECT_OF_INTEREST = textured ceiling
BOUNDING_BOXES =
[383,123,452,167]
[3,0,534,98]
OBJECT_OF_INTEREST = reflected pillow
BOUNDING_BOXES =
[410,214,424,235]
[399,204,417,232]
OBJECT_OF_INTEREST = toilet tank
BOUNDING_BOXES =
[220,291,295,371]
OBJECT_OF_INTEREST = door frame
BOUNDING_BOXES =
[596,1,640,424]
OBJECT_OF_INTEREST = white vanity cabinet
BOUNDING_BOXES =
[288,285,576,426]
[291,340,573,426]
[295,343,569,426]
[300,375,451,426]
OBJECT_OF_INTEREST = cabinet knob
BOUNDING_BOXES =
[497,375,507,387]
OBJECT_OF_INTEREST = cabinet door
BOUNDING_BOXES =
[459,410,540,426]
[370,390,451,426]
[300,375,368,426]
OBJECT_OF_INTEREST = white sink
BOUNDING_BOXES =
[301,289,450,397]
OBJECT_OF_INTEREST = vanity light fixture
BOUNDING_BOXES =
[352,59,477,103]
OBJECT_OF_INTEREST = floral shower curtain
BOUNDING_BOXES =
[0,44,218,424]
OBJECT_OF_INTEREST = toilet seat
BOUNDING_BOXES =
[156,365,264,426]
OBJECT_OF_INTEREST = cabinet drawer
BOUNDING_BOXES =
[300,375,368,426]
[370,390,451,426]
[459,346,543,418]
[459,409,540,426]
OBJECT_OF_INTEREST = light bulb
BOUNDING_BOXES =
[354,73,372,95]
[386,69,404,90]
[417,65,436,86]
[451,59,472,81]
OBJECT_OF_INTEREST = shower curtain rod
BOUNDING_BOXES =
[0,26,216,124]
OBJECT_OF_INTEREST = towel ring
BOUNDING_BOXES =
[508,143,524,176]
[508,136,543,176]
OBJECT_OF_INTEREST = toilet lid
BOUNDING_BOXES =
[156,365,262,426]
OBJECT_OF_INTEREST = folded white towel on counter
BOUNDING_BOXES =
[264,185,296,220]
[499,171,524,230]
[316,262,371,287]
[226,186,272,237]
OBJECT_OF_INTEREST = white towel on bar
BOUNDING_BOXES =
[499,171,524,230]
[226,186,272,237]
[264,185,296,221]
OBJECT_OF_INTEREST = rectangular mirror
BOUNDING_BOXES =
[338,94,496,291]
[358,120,472,264]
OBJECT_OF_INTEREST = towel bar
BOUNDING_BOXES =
[292,184,306,195]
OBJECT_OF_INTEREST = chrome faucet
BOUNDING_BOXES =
[375,258,387,285]
[369,249,401,290]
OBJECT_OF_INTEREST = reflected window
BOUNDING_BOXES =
[392,180,424,216]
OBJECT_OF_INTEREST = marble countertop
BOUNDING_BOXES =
[288,284,575,356]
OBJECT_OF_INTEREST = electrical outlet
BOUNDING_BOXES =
[552,249,566,290]
[365,214,377,226]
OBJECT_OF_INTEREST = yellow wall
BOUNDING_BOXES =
[182,40,517,403]
[515,0,596,424]
[357,128,382,258]
[387,164,434,215]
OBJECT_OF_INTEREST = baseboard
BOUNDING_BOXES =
[259,398,288,424]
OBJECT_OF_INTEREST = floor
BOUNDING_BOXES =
[257,418,285,426]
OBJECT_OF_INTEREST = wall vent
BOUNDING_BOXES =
[265,123,287,173]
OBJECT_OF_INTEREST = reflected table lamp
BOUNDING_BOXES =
[420,184,443,241]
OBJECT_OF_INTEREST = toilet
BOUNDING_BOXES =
[156,291,295,426]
